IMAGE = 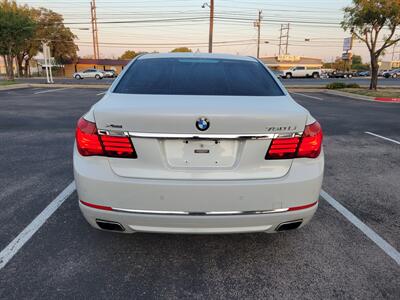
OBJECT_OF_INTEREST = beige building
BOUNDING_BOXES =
[260,55,323,71]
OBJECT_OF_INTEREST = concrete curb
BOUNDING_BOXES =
[0,83,109,91]
[325,90,400,103]
[0,84,31,91]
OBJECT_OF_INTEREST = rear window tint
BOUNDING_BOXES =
[114,58,284,96]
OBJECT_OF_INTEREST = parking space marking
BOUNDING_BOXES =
[365,131,400,145]
[0,181,76,270]
[33,88,69,95]
[291,92,323,101]
[96,91,107,96]
[320,190,400,265]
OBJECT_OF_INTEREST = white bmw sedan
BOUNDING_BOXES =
[74,53,324,234]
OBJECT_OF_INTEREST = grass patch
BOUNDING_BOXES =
[0,80,16,86]
[341,88,400,98]
[326,82,361,89]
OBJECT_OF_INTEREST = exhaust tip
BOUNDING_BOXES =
[96,219,125,232]
[276,219,303,232]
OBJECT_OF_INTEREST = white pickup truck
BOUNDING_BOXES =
[282,66,322,79]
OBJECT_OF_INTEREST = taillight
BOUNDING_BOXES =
[265,121,322,159]
[75,117,137,158]
[100,135,137,158]
[297,121,323,158]
[265,137,300,159]
[76,117,103,156]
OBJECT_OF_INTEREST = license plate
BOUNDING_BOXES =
[163,139,239,168]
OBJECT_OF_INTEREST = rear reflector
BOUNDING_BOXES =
[265,121,323,159]
[288,201,318,211]
[80,200,112,211]
[75,117,137,158]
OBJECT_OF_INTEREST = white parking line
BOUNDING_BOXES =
[365,131,400,145]
[0,181,76,270]
[33,88,69,95]
[320,189,400,265]
[291,92,323,101]
[96,91,107,96]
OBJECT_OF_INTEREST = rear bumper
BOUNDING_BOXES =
[79,201,318,234]
[74,147,323,234]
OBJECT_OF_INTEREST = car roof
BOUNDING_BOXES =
[137,52,257,62]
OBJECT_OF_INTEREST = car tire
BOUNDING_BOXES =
[312,72,320,79]
[348,74,353,78]
[393,74,398,78]
[286,73,292,79]
[95,74,101,79]
[75,75,82,80]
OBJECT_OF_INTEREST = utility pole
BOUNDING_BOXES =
[208,0,214,53]
[254,10,262,58]
[285,23,290,55]
[90,0,100,59]
[278,23,290,55]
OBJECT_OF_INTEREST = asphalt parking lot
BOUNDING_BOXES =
[13,76,400,87]
[0,87,399,299]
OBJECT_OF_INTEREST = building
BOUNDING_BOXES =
[379,60,400,70]
[260,55,323,71]
[64,59,130,77]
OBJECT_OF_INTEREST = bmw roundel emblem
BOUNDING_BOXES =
[196,117,210,131]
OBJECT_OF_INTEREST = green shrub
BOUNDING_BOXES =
[326,82,347,89]
[326,82,360,89]
[345,83,360,88]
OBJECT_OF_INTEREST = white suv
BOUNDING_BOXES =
[74,53,324,234]
[73,69,104,80]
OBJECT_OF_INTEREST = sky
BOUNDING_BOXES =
[17,0,400,62]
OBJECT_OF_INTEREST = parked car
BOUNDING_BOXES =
[357,71,370,77]
[327,70,356,78]
[73,69,104,80]
[382,69,400,78]
[74,53,324,234]
[103,69,118,78]
[282,66,322,79]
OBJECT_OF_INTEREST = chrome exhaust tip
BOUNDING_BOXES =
[276,219,303,232]
[96,219,125,232]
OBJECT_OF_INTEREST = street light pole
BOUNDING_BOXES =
[208,0,214,53]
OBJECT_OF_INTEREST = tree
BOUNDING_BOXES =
[171,47,192,53]
[351,54,370,71]
[16,7,78,77]
[0,0,35,80]
[119,50,140,60]
[342,0,400,90]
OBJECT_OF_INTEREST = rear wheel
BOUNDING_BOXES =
[95,74,101,79]
[75,74,82,80]
[286,73,292,79]
[393,73,398,78]
[348,74,353,78]
[312,72,320,79]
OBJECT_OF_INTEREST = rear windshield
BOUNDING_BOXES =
[114,58,284,96]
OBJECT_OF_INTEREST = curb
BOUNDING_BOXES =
[0,83,31,91]
[325,90,400,103]
[374,97,400,103]
[0,83,109,91]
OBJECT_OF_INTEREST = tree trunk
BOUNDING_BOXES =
[369,54,379,90]
[5,54,15,80]
[24,58,31,77]
[16,55,24,77]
